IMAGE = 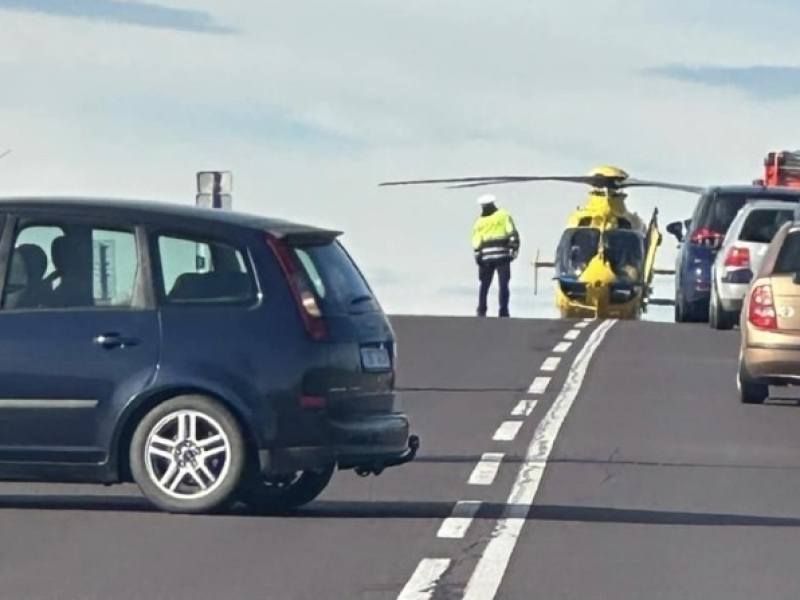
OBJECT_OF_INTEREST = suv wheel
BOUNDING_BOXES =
[129,394,247,514]
[237,463,335,512]
[737,358,769,404]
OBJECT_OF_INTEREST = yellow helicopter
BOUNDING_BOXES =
[379,165,705,320]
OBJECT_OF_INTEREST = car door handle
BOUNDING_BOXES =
[94,333,140,349]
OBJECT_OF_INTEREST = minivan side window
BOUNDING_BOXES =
[156,233,255,305]
[2,222,139,310]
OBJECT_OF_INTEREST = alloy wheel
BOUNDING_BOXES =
[143,409,232,500]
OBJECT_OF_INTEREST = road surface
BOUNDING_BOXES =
[0,315,799,599]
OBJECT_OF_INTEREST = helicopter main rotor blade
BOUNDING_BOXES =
[621,179,705,194]
[378,175,536,187]
[379,174,610,188]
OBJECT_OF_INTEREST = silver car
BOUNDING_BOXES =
[709,199,796,329]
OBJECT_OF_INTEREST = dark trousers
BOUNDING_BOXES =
[477,259,511,317]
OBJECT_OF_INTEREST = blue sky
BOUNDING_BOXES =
[1,0,800,318]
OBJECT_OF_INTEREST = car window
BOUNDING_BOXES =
[739,209,795,243]
[773,231,800,274]
[291,240,375,313]
[156,233,255,305]
[2,222,139,310]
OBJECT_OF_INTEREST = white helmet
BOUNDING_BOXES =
[477,194,497,206]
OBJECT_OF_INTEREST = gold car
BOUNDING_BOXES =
[738,219,800,403]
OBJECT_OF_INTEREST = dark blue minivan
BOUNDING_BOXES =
[667,185,800,322]
[0,196,418,514]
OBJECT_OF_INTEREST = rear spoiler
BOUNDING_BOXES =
[265,226,343,246]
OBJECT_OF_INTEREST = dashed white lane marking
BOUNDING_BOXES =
[461,319,617,600]
[492,420,523,441]
[468,452,505,485]
[563,328,581,340]
[397,558,451,600]
[511,399,537,416]
[437,500,482,538]
[552,341,571,353]
[527,377,550,393]
[540,356,560,371]
[574,321,589,328]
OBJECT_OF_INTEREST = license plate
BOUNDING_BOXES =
[360,346,391,370]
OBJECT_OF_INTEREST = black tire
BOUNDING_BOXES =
[129,394,247,514]
[237,462,335,513]
[709,287,735,330]
[737,358,769,404]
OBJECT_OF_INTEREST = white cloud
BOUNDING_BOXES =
[0,0,799,319]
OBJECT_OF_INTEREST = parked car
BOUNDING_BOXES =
[708,200,796,329]
[738,218,800,403]
[666,185,800,323]
[0,196,418,513]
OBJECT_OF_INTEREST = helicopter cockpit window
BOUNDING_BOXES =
[557,228,600,277]
[604,230,645,281]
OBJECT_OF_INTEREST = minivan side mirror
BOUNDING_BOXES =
[666,221,684,242]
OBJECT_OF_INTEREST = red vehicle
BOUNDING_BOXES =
[753,151,800,188]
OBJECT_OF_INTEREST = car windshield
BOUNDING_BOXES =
[739,208,795,243]
[773,230,800,274]
[291,239,376,313]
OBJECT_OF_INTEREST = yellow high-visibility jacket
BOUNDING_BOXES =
[472,209,520,263]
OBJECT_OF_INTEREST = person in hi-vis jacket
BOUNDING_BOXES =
[471,194,520,317]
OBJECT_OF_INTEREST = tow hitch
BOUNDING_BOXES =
[355,435,420,477]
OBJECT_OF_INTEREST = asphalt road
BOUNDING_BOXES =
[0,314,580,600]
[2,316,800,600]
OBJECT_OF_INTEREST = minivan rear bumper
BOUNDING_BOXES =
[258,413,419,476]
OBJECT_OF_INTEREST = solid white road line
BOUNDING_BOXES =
[511,399,537,417]
[527,377,550,394]
[437,500,482,538]
[492,420,523,441]
[397,558,451,600]
[540,356,560,371]
[468,452,505,485]
[563,328,581,340]
[461,319,617,600]
[552,341,571,353]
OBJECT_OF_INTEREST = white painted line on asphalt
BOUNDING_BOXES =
[527,377,550,393]
[468,452,505,485]
[461,319,618,600]
[540,356,560,371]
[511,399,537,416]
[552,341,571,353]
[437,500,482,538]
[574,321,589,328]
[564,328,581,340]
[397,558,451,600]
[582,317,594,321]
[492,420,523,441]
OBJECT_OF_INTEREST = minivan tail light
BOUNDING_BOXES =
[747,283,777,330]
[266,235,327,341]
[724,246,750,268]
[690,227,723,246]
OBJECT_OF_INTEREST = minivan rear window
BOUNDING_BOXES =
[698,192,800,235]
[773,230,800,274]
[291,240,376,312]
[739,209,795,243]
